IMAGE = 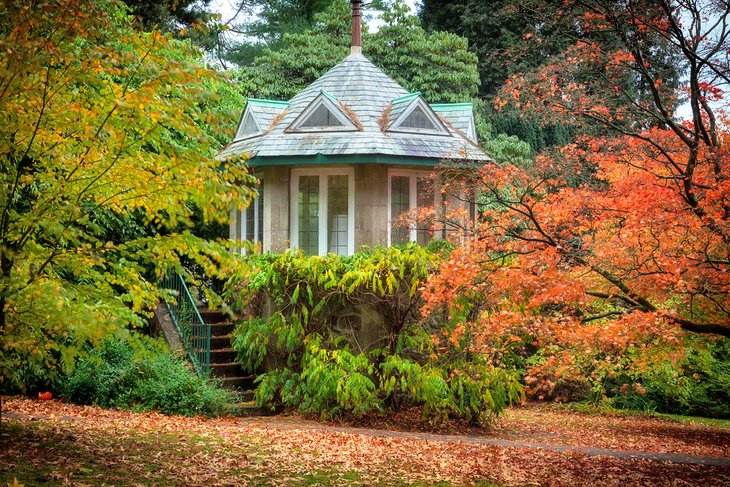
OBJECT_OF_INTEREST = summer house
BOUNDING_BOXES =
[218,0,490,255]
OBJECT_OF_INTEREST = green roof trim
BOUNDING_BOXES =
[391,92,422,104]
[246,153,480,167]
[247,98,290,108]
[430,102,474,112]
[320,88,339,103]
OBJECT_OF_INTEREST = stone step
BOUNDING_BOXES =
[210,362,244,377]
[210,348,236,363]
[198,309,226,324]
[231,400,271,417]
[239,389,255,402]
[210,334,234,349]
[219,376,257,391]
[190,332,234,347]
[208,322,235,337]
[220,376,256,391]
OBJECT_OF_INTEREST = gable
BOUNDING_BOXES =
[400,106,438,130]
[299,103,345,128]
[430,103,477,141]
[235,109,262,140]
[233,99,289,142]
[387,97,450,136]
[286,91,358,133]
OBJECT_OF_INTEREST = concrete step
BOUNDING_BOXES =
[210,362,244,377]
[239,389,255,402]
[189,332,234,348]
[230,400,271,417]
[210,348,236,363]
[209,322,235,337]
[210,334,234,349]
[199,309,226,324]
[219,375,257,391]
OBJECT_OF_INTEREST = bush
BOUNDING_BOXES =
[520,329,730,418]
[256,335,381,417]
[60,335,233,417]
[608,339,730,418]
[228,246,523,424]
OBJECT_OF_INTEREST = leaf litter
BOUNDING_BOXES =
[1,397,729,486]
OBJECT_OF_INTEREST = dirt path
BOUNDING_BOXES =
[236,415,730,467]
[2,397,730,486]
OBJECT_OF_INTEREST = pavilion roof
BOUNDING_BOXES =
[217,53,490,165]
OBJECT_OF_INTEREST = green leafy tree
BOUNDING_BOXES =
[419,0,682,151]
[234,0,479,103]
[0,0,253,390]
[224,0,341,66]
[419,0,567,97]
[122,0,213,32]
[366,0,479,103]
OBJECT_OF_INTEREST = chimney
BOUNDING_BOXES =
[351,0,362,54]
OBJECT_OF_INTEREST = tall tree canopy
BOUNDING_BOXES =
[121,0,213,32]
[419,0,562,97]
[419,0,683,151]
[234,0,479,103]
[223,0,340,66]
[0,0,252,389]
[424,0,730,358]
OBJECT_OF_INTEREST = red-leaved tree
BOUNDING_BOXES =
[422,0,730,398]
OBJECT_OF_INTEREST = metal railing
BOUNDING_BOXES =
[161,273,210,376]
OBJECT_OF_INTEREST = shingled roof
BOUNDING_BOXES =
[217,53,491,164]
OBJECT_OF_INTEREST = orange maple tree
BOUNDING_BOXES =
[423,0,730,369]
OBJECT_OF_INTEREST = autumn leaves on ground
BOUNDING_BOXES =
[2,397,729,486]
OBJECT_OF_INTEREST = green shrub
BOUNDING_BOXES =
[60,335,233,417]
[522,332,730,418]
[254,337,382,418]
[608,339,730,418]
[228,246,523,424]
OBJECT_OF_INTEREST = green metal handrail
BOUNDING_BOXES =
[161,273,210,376]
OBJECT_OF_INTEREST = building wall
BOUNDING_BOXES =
[261,163,393,253]
[259,163,474,255]
[251,162,453,359]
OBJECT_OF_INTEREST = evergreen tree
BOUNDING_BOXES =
[224,0,341,66]
[419,0,683,151]
[233,0,479,103]
[122,0,213,32]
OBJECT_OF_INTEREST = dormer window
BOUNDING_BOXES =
[388,96,450,136]
[299,104,345,128]
[400,106,437,130]
[287,91,358,133]
[235,110,262,140]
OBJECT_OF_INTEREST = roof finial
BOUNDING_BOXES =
[351,0,362,54]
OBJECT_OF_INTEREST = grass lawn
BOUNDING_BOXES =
[1,397,729,486]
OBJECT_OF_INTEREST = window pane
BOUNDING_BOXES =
[416,177,434,246]
[327,175,348,255]
[230,207,240,241]
[239,112,259,137]
[245,205,255,242]
[391,176,410,244]
[298,176,319,254]
[257,180,264,245]
[401,107,437,130]
[300,104,344,128]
